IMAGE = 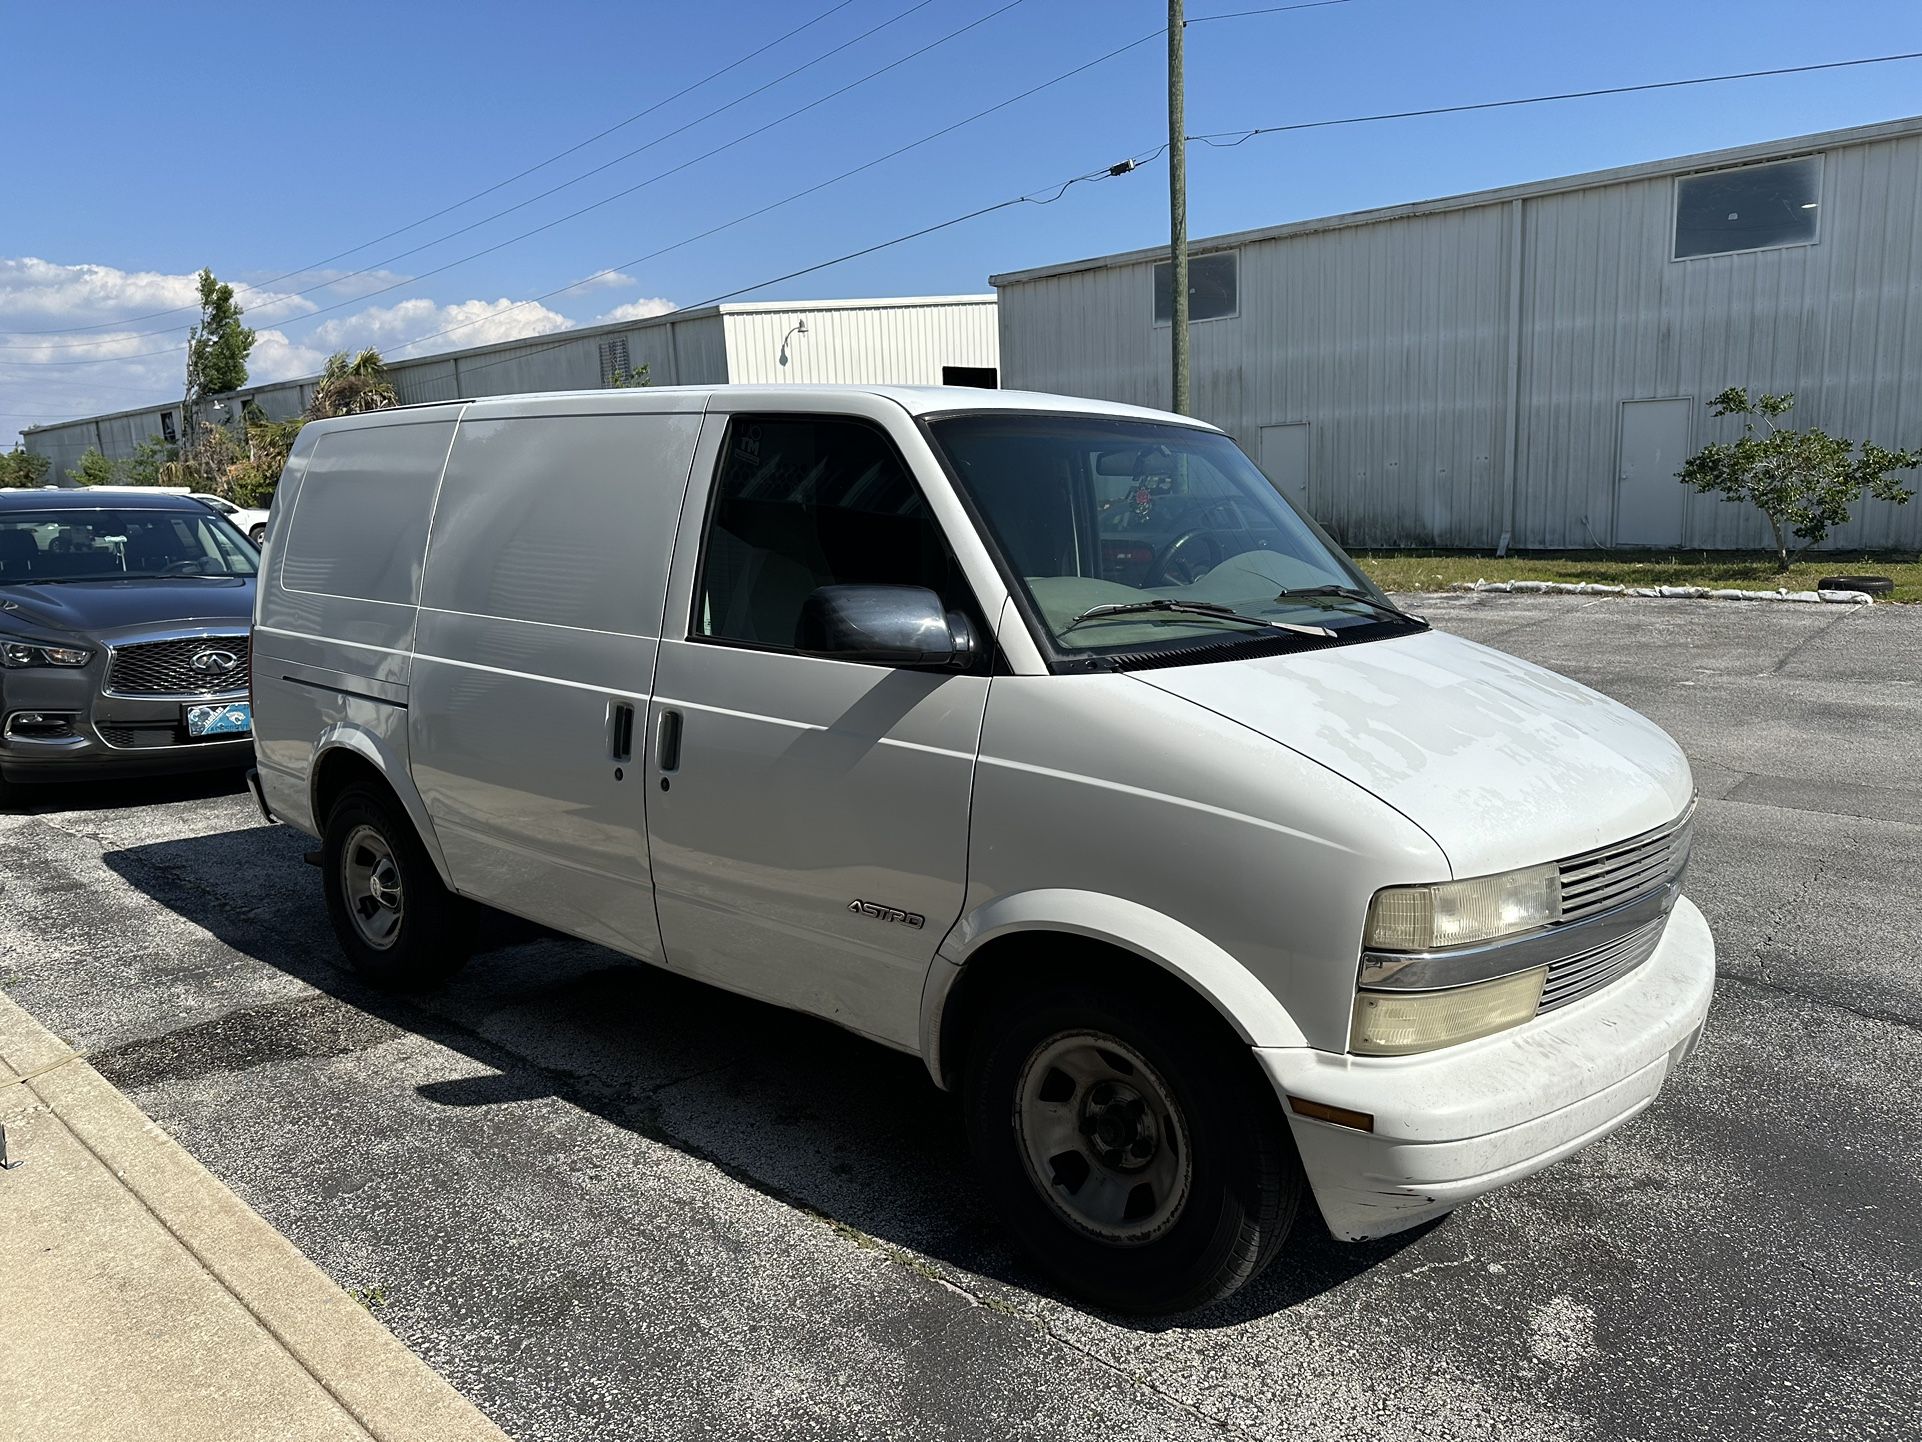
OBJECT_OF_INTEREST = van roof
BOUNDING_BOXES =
[300,385,1216,431]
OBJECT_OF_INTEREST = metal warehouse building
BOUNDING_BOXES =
[22,294,999,480]
[992,116,1922,552]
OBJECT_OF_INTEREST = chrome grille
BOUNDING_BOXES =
[106,636,249,697]
[1539,914,1667,1013]
[1557,809,1694,923]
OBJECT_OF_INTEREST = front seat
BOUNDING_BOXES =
[0,530,38,579]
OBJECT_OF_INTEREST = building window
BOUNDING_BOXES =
[598,336,632,387]
[159,411,177,442]
[941,365,998,389]
[1673,155,1821,259]
[1153,251,1238,323]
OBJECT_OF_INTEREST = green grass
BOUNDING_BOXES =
[1352,550,1922,604]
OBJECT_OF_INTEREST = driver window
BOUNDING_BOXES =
[694,416,973,651]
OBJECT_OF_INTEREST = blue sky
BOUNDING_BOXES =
[4,0,1919,439]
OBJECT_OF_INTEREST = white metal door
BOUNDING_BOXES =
[1259,423,1310,509]
[642,408,991,1050]
[1615,399,1692,547]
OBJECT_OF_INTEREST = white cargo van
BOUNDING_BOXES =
[249,386,1713,1313]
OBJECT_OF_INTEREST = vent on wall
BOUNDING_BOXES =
[598,337,632,387]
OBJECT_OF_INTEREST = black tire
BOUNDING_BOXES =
[1817,574,1893,595]
[249,524,267,546]
[321,781,470,987]
[964,978,1302,1314]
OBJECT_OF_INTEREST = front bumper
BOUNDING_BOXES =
[1,666,253,785]
[1257,895,1715,1241]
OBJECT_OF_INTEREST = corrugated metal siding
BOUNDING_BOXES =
[722,301,997,385]
[1000,128,1922,551]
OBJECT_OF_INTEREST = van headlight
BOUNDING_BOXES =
[1350,967,1547,1056]
[1,638,93,668]
[1364,863,1561,951]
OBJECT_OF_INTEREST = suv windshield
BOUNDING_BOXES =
[0,507,259,583]
[927,414,1407,661]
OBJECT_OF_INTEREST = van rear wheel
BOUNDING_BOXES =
[963,980,1302,1314]
[321,782,470,987]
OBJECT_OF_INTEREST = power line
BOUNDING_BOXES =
[0,0,868,338]
[316,34,1171,366]
[11,0,1023,357]
[450,150,1165,385]
[1191,50,1922,145]
[1188,1,1351,20]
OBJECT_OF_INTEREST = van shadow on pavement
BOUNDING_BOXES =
[99,824,1421,1330]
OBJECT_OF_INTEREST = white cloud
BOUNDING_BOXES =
[0,254,673,444]
[576,270,639,291]
[592,296,678,325]
[306,296,574,360]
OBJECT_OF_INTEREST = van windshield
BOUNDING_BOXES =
[926,414,1406,661]
[0,508,259,583]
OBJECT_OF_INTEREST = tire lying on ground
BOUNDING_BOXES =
[1817,575,1894,594]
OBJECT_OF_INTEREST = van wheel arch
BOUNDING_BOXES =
[311,747,393,835]
[936,932,1272,1107]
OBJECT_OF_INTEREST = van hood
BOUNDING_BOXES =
[1133,628,1692,876]
[0,576,255,638]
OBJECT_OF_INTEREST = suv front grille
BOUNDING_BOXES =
[106,635,250,697]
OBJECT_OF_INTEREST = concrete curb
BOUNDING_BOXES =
[1439,579,1875,604]
[0,991,511,1442]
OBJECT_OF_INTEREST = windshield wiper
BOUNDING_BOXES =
[1063,598,1335,639]
[1274,585,1426,626]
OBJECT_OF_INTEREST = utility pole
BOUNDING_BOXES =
[1167,0,1190,416]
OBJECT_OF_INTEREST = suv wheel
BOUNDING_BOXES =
[321,782,470,987]
[964,979,1302,1314]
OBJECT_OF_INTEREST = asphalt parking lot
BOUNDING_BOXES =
[2,593,1918,1442]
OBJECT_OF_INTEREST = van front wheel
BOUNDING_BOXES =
[963,981,1302,1314]
[322,783,470,987]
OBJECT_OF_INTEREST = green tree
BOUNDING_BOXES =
[184,268,255,405]
[66,447,126,487]
[609,362,651,388]
[310,348,399,418]
[0,447,52,488]
[125,435,178,487]
[1679,389,1921,571]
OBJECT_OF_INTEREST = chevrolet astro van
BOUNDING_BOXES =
[249,386,1714,1313]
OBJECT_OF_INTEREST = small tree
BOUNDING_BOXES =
[1679,389,1920,571]
[66,447,126,487]
[184,268,254,406]
[125,436,179,487]
[0,447,52,489]
[609,362,651,388]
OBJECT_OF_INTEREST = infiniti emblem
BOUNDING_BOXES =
[190,649,240,674]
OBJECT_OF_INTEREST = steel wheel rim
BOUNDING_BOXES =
[1014,1030,1193,1245]
[340,823,404,951]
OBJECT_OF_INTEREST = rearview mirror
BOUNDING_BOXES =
[796,585,976,668]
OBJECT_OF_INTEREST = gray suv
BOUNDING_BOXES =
[0,488,259,801]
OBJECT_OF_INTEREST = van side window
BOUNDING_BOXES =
[694,416,970,651]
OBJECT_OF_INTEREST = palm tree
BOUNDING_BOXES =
[309,348,400,419]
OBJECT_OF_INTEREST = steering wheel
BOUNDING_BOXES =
[162,559,204,575]
[1147,528,1222,586]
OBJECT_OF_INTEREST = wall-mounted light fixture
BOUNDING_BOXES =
[778,318,808,368]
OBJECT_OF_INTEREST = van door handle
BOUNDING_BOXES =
[609,702,635,763]
[656,708,683,773]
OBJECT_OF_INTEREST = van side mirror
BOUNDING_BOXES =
[796,585,976,668]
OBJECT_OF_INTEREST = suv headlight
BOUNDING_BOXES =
[0,638,93,668]
[1364,863,1561,951]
